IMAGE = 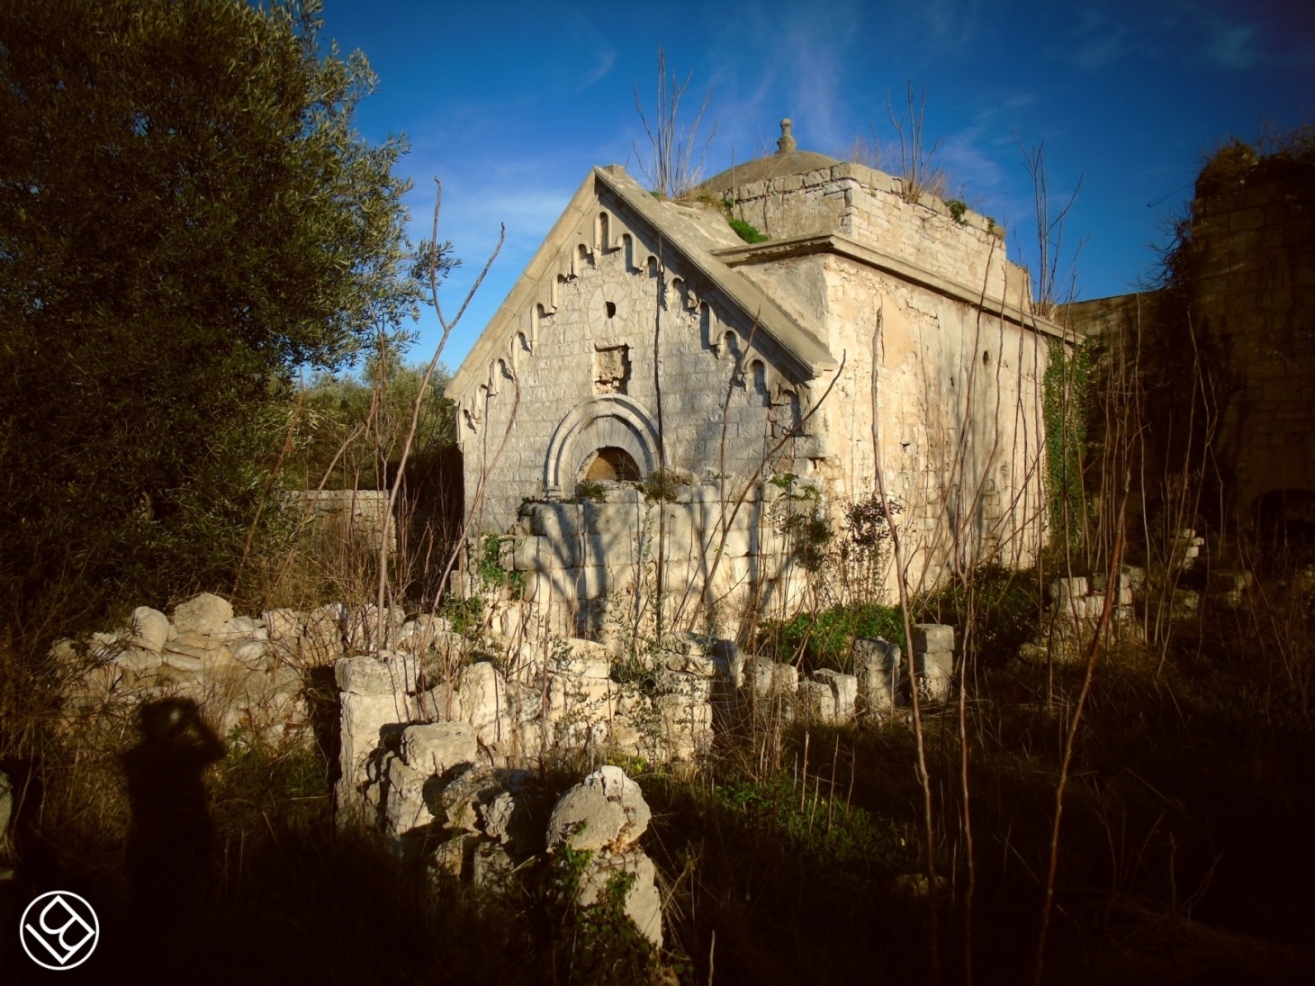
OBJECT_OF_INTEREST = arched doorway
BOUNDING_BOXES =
[582,446,642,483]
[543,395,660,496]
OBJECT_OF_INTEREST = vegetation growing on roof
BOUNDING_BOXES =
[728,216,770,244]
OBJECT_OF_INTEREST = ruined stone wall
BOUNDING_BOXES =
[1186,155,1315,518]
[1068,148,1315,529]
[719,162,1009,298]
[284,489,396,553]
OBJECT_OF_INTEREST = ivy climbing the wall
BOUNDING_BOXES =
[1042,337,1095,558]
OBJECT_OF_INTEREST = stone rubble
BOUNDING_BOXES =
[1015,569,1147,665]
[54,592,476,748]
[368,737,664,948]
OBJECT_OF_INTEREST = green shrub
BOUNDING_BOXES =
[925,565,1041,665]
[640,470,680,503]
[728,217,769,244]
[536,843,662,984]
[713,771,911,869]
[761,603,907,671]
[476,534,525,596]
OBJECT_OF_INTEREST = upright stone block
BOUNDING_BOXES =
[1048,579,1088,607]
[811,669,857,722]
[335,654,405,823]
[402,722,479,775]
[912,624,954,655]
[911,624,954,704]
[853,637,901,716]
[797,679,837,722]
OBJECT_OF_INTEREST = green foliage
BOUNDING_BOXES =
[780,510,833,572]
[713,772,910,868]
[477,534,524,596]
[0,0,419,652]
[838,495,901,598]
[574,480,608,503]
[1042,337,1095,556]
[437,593,485,637]
[288,360,457,491]
[761,603,907,671]
[946,198,968,223]
[925,565,1041,665]
[610,654,659,695]
[727,216,769,244]
[540,842,662,984]
[640,470,680,503]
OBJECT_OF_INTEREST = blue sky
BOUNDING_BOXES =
[317,0,1314,370]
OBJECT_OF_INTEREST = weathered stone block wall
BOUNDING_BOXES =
[714,162,1009,298]
[284,489,396,553]
[1069,152,1315,529]
[502,479,823,641]
[1187,160,1315,516]
[460,223,810,534]
[798,254,1049,587]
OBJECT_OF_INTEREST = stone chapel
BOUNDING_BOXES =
[446,121,1063,633]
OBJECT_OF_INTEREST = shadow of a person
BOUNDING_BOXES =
[122,698,224,970]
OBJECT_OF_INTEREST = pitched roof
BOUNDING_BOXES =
[447,165,837,402]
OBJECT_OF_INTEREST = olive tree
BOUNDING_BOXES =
[0,0,420,641]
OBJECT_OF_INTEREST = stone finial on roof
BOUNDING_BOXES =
[777,118,796,155]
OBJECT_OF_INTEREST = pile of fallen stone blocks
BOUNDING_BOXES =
[1019,568,1146,663]
[58,593,312,740]
[546,765,663,947]
[57,592,477,743]
[372,740,663,949]
[730,625,954,723]
[1171,528,1206,571]
[337,631,727,817]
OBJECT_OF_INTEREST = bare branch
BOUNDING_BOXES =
[633,47,717,198]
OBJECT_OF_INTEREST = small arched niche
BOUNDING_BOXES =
[581,446,642,483]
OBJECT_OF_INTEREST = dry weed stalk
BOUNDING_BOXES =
[378,179,504,645]
[1015,138,1084,320]
[634,47,716,199]
[869,303,941,977]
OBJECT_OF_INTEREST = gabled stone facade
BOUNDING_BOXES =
[448,123,1062,631]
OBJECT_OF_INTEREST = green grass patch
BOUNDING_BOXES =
[727,217,769,243]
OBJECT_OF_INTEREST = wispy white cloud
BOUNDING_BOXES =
[916,0,987,57]
[938,128,1008,203]
[1200,17,1260,70]
[1062,8,1151,71]
[708,0,864,156]
[576,47,618,92]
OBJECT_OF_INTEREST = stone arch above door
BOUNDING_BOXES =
[543,395,660,495]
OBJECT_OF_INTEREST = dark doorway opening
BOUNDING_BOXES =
[583,446,642,482]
